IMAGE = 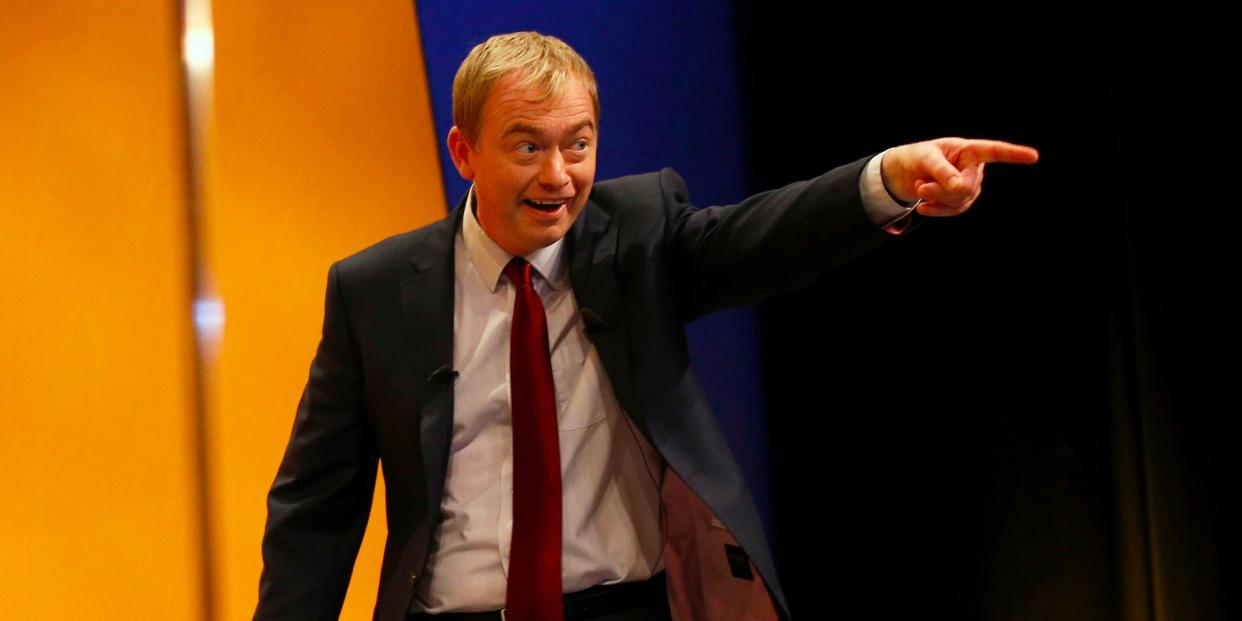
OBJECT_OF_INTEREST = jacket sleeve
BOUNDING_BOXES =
[666,153,895,321]
[254,260,379,621]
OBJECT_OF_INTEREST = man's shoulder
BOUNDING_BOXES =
[589,168,691,216]
[332,212,456,285]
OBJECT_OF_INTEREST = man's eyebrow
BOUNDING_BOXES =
[568,119,596,135]
[502,119,596,138]
[502,122,543,138]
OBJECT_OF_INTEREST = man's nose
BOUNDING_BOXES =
[538,149,571,188]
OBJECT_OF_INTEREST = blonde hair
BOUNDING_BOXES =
[452,32,599,145]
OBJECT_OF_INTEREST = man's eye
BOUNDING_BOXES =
[517,143,537,154]
[574,139,590,150]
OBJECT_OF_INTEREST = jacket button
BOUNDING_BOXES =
[409,572,418,588]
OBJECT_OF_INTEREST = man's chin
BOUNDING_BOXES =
[525,215,572,238]
[532,229,568,250]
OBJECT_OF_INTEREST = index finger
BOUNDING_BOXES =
[963,140,1040,165]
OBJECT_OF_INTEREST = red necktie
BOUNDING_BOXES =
[503,258,562,621]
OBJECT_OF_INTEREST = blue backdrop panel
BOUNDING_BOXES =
[415,1,775,542]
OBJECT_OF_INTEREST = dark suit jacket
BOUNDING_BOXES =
[255,153,910,621]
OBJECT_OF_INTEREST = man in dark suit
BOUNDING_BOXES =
[255,32,1038,621]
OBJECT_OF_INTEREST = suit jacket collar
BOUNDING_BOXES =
[565,195,613,300]
[403,190,617,308]
[398,192,622,521]
[460,185,568,292]
[403,190,615,294]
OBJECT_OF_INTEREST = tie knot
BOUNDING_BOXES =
[503,257,534,288]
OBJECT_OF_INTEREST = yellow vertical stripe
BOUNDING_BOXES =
[0,1,202,618]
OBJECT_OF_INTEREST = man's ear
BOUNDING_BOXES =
[447,126,475,181]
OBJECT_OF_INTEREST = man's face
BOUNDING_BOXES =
[448,72,597,257]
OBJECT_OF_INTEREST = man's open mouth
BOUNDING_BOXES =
[524,198,570,212]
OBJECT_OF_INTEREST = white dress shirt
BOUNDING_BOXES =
[412,154,913,612]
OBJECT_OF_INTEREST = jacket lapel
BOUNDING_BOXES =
[566,201,636,417]
[399,203,461,535]
[378,204,462,618]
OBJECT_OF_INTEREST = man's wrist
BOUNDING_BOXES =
[861,151,919,228]
[880,148,918,207]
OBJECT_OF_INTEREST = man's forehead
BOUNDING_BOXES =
[484,75,596,133]
[490,73,588,107]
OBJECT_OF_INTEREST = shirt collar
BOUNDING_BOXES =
[461,185,567,293]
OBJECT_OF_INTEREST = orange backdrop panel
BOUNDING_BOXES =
[207,2,445,619]
[0,1,202,619]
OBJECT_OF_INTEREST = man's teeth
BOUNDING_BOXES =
[526,199,568,210]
